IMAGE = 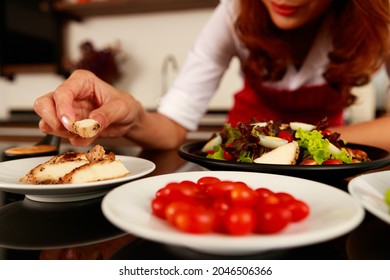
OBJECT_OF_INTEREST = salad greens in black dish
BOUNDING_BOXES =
[178,120,390,182]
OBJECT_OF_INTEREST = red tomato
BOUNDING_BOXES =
[254,187,274,199]
[321,129,333,137]
[197,176,221,186]
[203,180,236,198]
[300,159,317,165]
[180,179,203,191]
[275,192,295,203]
[151,197,170,219]
[323,159,343,165]
[213,198,231,213]
[257,193,281,209]
[173,206,216,234]
[156,182,199,201]
[224,207,256,236]
[151,178,311,236]
[277,131,294,142]
[223,150,233,161]
[230,183,257,207]
[284,199,310,222]
[212,198,231,233]
[255,204,292,234]
[165,201,193,224]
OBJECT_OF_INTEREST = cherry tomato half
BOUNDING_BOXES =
[323,159,343,165]
[277,131,294,142]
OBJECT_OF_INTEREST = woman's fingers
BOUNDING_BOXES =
[34,93,66,132]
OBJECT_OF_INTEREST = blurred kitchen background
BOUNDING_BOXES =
[0,0,389,132]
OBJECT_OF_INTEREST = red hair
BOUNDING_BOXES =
[235,0,390,106]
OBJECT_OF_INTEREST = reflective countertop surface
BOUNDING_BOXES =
[0,136,389,260]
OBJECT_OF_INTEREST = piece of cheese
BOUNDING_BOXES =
[254,141,299,165]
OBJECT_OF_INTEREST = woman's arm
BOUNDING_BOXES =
[331,115,390,151]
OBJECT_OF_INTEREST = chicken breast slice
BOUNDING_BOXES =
[72,119,100,138]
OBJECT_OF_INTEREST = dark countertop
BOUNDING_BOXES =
[0,135,389,260]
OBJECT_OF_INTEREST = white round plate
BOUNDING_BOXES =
[348,170,390,225]
[0,155,155,202]
[102,171,364,256]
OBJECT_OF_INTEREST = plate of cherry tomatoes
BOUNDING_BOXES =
[102,171,364,256]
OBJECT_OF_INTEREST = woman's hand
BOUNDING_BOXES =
[34,69,188,149]
[34,69,141,146]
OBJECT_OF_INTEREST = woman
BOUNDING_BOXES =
[33,0,390,150]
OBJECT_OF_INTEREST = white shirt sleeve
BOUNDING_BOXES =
[157,0,242,131]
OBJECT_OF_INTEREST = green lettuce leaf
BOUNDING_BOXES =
[295,128,352,164]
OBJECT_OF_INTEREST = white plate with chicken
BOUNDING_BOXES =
[0,154,155,203]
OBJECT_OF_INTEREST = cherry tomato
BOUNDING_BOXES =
[300,159,317,165]
[284,199,310,222]
[157,181,199,201]
[212,198,231,233]
[321,129,333,137]
[181,180,203,191]
[197,176,221,186]
[257,193,281,209]
[275,192,295,203]
[277,131,294,142]
[213,198,231,213]
[323,159,343,165]
[165,201,193,224]
[254,187,274,199]
[173,206,216,234]
[224,207,256,236]
[151,179,310,236]
[203,180,236,198]
[230,183,257,207]
[255,204,292,234]
[223,150,234,161]
[151,197,169,219]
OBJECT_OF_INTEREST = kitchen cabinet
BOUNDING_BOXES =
[1,0,218,78]
[0,0,61,78]
[52,0,219,18]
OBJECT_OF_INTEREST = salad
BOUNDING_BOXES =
[200,119,370,165]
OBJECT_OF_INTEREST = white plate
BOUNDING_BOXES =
[102,171,365,256]
[348,170,390,225]
[0,155,155,202]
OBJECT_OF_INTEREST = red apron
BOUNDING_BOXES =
[227,79,345,127]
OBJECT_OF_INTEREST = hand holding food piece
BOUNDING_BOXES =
[72,119,100,138]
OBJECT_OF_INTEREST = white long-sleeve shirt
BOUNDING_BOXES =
[157,0,332,131]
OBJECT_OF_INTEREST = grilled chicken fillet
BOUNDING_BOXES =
[19,145,129,184]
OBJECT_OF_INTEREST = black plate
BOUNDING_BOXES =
[178,141,390,183]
